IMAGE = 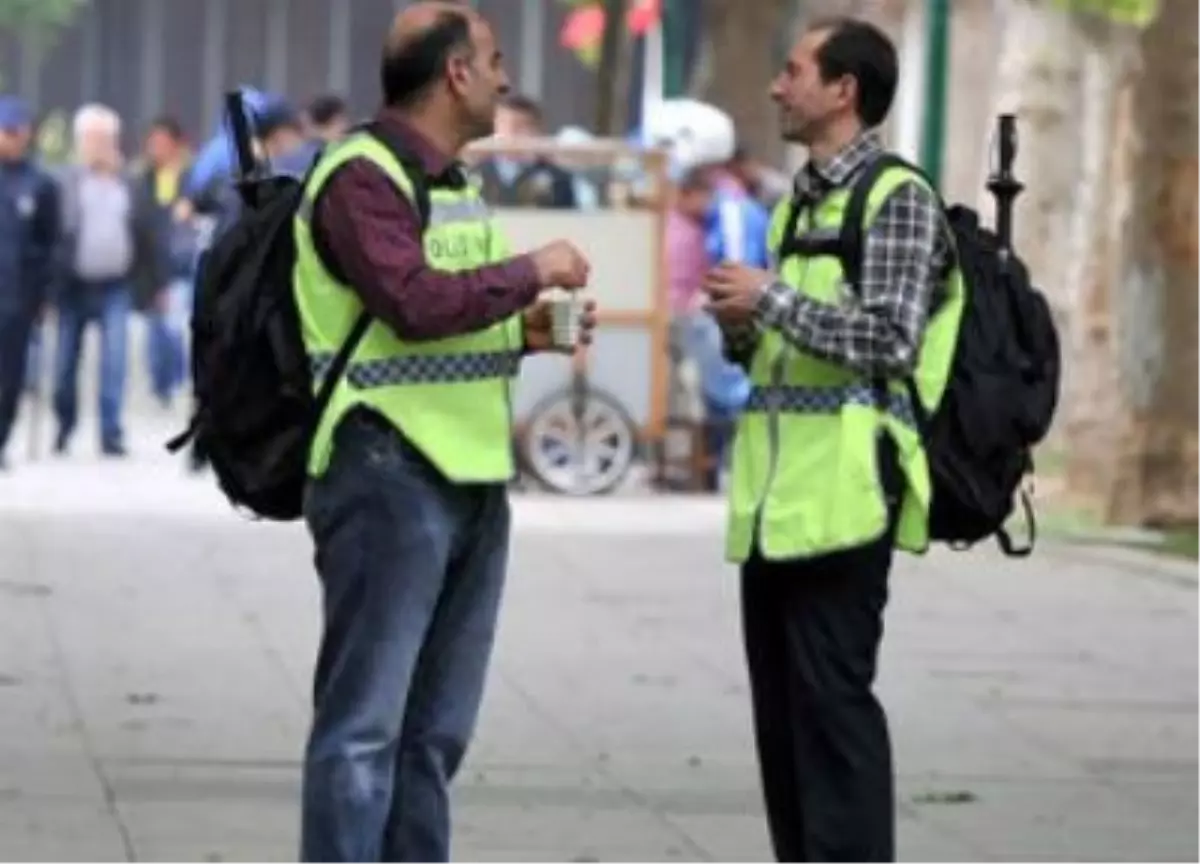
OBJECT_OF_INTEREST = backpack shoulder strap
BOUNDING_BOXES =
[837,151,931,422]
[311,124,435,421]
[838,152,917,291]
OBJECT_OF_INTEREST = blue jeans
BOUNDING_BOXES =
[24,322,42,394]
[678,312,747,485]
[147,278,191,404]
[677,312,750,413]
[53,279,131,449]
[301,410,510,862]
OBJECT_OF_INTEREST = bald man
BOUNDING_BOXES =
[295,3,593,861]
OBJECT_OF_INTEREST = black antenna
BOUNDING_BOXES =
[986,113,1023,258]
[224,90,263,207]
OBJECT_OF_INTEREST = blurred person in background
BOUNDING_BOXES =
[667,168,716,314]
[708,142,772,272]
[139,115,196,408]
[256,99,315,175]
[188,98,313,237]
[726,144,791,210]
[554,125,602,210]
[672,161,751,489]
[0,96,59,472]
[305,93,350,144]
[646,98,752,488]
[475,93,577,208]
[53,103,167,458]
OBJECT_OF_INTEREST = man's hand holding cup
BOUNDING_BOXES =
[525,240,597,354]
[531,240,590,290]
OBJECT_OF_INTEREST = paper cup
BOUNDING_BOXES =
[550,296,582,349]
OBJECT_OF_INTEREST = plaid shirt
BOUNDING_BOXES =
[722,132,950,377]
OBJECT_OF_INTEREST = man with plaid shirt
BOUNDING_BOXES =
[702,17,955,862]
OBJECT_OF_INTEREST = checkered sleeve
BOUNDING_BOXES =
[753,180,942,377]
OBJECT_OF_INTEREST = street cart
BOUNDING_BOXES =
[462,136,671,494]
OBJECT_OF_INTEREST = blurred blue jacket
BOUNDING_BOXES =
[706,181,771,269]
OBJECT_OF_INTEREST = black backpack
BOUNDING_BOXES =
[166,121,431,521]
[781,146,1060,556]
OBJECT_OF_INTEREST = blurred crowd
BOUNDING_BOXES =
[0,85,788,484]
[0,90,350,471]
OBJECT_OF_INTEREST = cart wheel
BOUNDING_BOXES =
[521,387,638,496]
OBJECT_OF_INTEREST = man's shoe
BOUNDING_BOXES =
[101,442,128,458]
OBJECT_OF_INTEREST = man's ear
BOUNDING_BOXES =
[837,75,859,115]
[446,51,474,97]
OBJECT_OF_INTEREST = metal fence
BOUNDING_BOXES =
[0,0,651,150]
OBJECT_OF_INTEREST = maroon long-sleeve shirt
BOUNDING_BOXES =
[311,109,542,341]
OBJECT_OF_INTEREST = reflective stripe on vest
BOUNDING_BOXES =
[744,383,917,430]
[309,348,522,388]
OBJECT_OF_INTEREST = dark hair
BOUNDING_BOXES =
[500,93,543,123]
[307,93,347,126]
[256,101,301,140]
[148,114,185,141]
[381,9,474,107]
[810,17,897,128]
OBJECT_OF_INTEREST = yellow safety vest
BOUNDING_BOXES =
[292,132,523,481]
[726,164,965,563]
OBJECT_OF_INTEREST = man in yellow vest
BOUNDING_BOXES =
[703,17,964,862]
[292,3,595,860]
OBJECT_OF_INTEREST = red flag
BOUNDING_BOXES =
[560,0,662,52]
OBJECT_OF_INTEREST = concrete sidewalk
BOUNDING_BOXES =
[0,425,1195,862]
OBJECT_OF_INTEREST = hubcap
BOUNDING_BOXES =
[525,394,636,495]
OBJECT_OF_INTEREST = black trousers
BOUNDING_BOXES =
[0,310,35,456]
[741,437,902,862]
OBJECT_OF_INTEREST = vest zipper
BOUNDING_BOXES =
[503,322,516,481]
[491,221,518,483]
[753,218,811,551]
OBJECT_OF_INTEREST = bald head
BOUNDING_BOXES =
[378,1,509,143]
[381,2,477,107]
[386,1,479,58]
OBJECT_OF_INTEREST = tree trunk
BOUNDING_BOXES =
[987,0,1084,318]
[943,0,1002,205]
[1104,0,1199,527]
[594,0,632,136]
[986,0,1093,462]
[1060,19,1137,508]
[699,0,793,164]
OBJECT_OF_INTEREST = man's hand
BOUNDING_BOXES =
[531,240,591,290]
[523,298,598,354]
[702,262,773,324]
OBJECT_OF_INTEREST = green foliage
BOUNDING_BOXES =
[0,0,87,88]
[0,0,87,31]
[1051,0,1160,28]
